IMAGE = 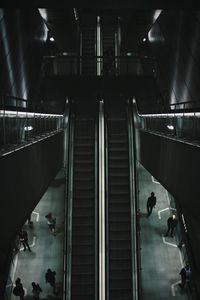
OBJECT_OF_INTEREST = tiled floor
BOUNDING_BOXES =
[6,163,194,300]
[138,162,192,300]
[8,169,65,300]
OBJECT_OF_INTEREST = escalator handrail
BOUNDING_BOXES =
[63,102,70,300]
[95,116,99,300]
[66,111,75,300]
[127,100,140,300]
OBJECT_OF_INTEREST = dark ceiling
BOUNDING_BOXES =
[39,8,161,53]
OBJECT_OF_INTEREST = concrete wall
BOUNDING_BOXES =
[0,132,64,293]
[138,129,200,294]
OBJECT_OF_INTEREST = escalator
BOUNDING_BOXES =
[81,26,96,75]
[71,116,98,300]
[106,114,133,300]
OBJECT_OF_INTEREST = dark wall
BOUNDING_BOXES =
[0,8,47,102]
[138,129,200,293]
[147,11,200,111]
[0,132,63,293]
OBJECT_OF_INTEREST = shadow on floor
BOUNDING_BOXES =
[50,178,65,188]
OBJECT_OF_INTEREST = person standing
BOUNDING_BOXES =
[19,230,31,251]
[45,268,57,294]
[165,214,178,237]
[13,278,25,300]
[45,213,56,234]
[146,192,156,217]
[32,282,42,299]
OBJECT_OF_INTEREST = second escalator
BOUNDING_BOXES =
[71,118,97,300]
[106,117,133,300]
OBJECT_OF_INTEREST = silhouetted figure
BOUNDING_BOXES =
[45,213,56,234]
[45,268,57,294]
[32,282,42,299]
[13,278,25,300]
[165,214,178,237]
[28,214,33,228]
[179,263,192,290]
[146,192,156,217]
[19,230,31,251]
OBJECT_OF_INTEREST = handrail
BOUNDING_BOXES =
[95,114,99,300]
[127,99,140,300]
[99,99,106,300]
[63,102,70,300]
[66,110,75,300]
[0,94,60,114]
[43,54,156,61]
[104,105,109,300]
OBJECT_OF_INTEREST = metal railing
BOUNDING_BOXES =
[0,95,64,155]
[42,55,156,77]
[140,112,200,145]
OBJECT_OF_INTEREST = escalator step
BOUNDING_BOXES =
[109,214,131,221]
[110,260,131,270]
[109,249,131,259]
[72,245,95,255]
[71,284,94,295]
[109,231,131,240]
[72,235,95,245]
[109,222,131,231]
[72,265,94,274]
[109,290,132,300]
[72,255,94,264]
[72,274,94,285]
[109,240,131,250]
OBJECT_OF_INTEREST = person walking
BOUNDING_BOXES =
[45,268,57,294]
[45,213,56,234]
[146,192,156,217]
[179,263,192,290]
[13,278,25,300]
[165,214,178,237]
[32,282,42,299]
[19,230,31,251]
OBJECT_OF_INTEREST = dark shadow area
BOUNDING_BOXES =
[50,178,65,188]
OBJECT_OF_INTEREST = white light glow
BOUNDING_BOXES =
[0,110,63,118]
[24,126,33,131]
[167,125,174,130]
[148,30,155,42]
[153,10,162,23]
[126,52,132,56]
[50,37,55,42]
[38,9,48,21]
[139,112,197,118]
[143,38,146,42]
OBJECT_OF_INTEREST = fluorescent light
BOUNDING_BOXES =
[0,110,63,118]
[167,125,174,130]
[139,112,197,118]
[24,126,33,131]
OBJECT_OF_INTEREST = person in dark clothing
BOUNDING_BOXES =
[19,230,31,251]
[179,263,191,290]
[45,213,56,234]
[32,282,42,299]
[13,278,25,300]
[165,214,178,237]
[146,192,156,217]
[45,268,57,294]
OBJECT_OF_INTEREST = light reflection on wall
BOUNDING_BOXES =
[0,17,17,96]
[153,10,162,23]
